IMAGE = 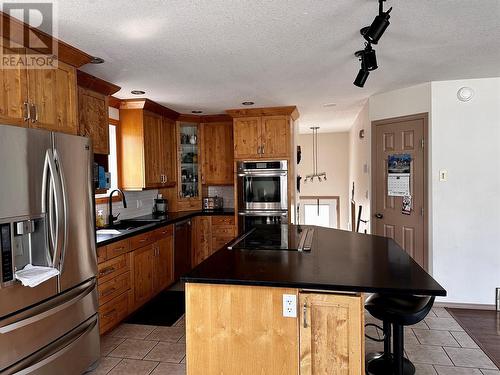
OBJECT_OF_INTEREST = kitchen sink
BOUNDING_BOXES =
[96,221,153,235]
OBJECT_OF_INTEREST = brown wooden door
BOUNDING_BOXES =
[373,114,428,269]
[28,60,77,134]
[299,293,364,375]
[160,117,176,184]
[133,244,154,308]
[0,40,28,127]
[153,235,174,293]
[191,216,212,267]
[78,87,109,154]
[261,115,290,158]
[201,122,234,185]
[233,117,261,159]
[143,112,162,188]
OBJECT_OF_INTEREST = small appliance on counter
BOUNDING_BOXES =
[203,196,224,211]
[153,194,168,214]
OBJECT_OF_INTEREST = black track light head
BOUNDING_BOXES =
[355,43,378,71]
[354,69,369,88]
[361,0,392,44]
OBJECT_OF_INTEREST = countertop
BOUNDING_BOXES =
[182,224,447,296]
[96,209,235,246]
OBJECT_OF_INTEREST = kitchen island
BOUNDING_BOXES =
[182,224,446,375]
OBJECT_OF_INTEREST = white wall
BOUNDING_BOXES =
[431,77,500,305]
[348,102,371,233]
[297,132,350,229]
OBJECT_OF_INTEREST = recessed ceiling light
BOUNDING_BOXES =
[90,56,105,64]
[191,110,203,114]
[457,87,474,102]
[323,103,337,108]
[131,90,146,95]
[242,101,254,106]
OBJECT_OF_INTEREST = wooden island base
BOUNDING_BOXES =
[185,283,365,375]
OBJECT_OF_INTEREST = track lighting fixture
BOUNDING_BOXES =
[361,0,392,45]
[355,43,378,71]
[353,69,369,88]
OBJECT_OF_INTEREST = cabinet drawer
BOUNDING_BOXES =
[106,239,130,259]
[98,271,130,306]
[130,231,155,250]
[152,225,173,241]
[211,216,235,226]
[97,246,107,264]
[97,254,130,285]
[212,225,235,237]
[99,291,129,334]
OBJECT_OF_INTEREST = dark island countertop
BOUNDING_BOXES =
[182,224,446,297]
[96,209,234,246]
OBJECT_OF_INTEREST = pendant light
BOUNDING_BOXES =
[304,127,327,183]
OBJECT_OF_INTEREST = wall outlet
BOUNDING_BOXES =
[283,294,297,318]
[136,200,143,208]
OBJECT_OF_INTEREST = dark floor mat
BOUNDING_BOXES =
[446,308,500,370]
[125,291,185,327]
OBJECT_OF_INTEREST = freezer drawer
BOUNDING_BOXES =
[0,278,97,371]
[3,314,99,375]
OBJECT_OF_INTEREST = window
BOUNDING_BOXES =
[95,124,118,199]
[299,196,339,229]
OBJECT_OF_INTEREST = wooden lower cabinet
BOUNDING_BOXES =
[186,283,364,375]
[186,283,299,375]
[153,233,174,293]
[132,244,155,309]
[299,292,365,375]
[99,290,130,334]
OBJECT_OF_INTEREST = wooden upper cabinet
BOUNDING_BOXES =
[233,117,261,159]
[78,87,109,154]
[261,116,289,158]
[161,117,176,184]
[143,111,163,188]
[119,107,177,190]
[201,122,234,185]
[299,293,364,375]
[0,41,28,127]
[27,60,78,134]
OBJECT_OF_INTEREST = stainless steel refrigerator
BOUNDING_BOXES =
[0,125,99,374]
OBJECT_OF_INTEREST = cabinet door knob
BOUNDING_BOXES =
[261,145,265,154]
[30,103,38,123]
[303,303,308,328]
[23,101,30,121]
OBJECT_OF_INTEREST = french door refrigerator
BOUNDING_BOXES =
[0,125,99,374]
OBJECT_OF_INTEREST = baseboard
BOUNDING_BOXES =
[434,301,497,311]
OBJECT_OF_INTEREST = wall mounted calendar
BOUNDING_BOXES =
[387,154,411,197]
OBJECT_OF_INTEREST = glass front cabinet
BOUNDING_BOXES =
[176,121,202,209]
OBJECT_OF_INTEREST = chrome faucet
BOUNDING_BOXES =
[108,189,127,226]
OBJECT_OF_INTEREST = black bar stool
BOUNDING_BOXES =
[365,293,435,375]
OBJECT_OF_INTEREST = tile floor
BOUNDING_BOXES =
[89,307,499,375]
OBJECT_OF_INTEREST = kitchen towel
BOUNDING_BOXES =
[15,264,60,287]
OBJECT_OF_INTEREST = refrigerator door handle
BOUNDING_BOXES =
[2,314,98,375]
[54,149,68,272]
[0,278,96,334]
[41,149,64,268]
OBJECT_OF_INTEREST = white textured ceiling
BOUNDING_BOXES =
[42,1,500,131]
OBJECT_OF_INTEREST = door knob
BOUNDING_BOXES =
[375,213,383,219]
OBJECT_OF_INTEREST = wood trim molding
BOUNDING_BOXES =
[109,118,119,126]
[95,195,120,205]
[77,70,120,96]
[370,112,429,270]
[109,96,122,109]
[0,11,92,67]
[199,114,233,123]
[226,106,299,120]
[120,98,180,120]
[433,302,497,311]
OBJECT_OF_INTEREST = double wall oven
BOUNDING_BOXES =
[237,160,288,232]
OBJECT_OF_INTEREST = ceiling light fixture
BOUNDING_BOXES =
[355,43,378,71]
[131,90,145,95]
[457,87,474,102]
[304,126,327,183]
[90,56,105,64]
[191,110,203,114]
[242,101,255,106]
[354,69,370,88]
[360,0,392,45]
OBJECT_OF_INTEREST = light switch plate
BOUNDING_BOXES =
[283,294,297,318]
[439,170,448,182]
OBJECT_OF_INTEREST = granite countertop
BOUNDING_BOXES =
[182,224,447,296]
[96,209,235,246]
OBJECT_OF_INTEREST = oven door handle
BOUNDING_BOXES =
[237,172,287,177]
[238,211,289,217]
